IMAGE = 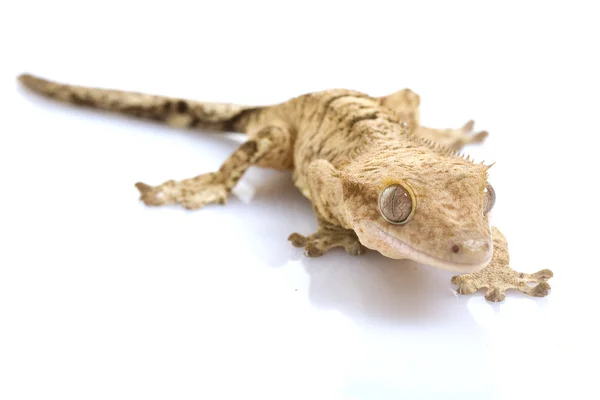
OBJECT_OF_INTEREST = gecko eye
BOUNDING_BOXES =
[483,183,496,215]
[379,184,415,224]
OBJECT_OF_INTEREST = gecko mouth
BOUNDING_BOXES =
[357,220,493,273]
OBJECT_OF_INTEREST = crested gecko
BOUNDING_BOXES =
[17,74,553,302]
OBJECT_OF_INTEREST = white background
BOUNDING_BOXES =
[1,1,598,399]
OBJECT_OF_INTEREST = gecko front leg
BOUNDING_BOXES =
[451,227,553,302]
[288,216,366,257]
[288,159,367,257]
[135,125,291,210]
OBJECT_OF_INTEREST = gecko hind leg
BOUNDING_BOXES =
[451,227,553,302]
[135,125,290,210]
[378,89,488,150]
[288,217,367,257]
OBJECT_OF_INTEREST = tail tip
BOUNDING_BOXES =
[135,182,153,194]
[18,73,34,84]
[17,73,46,90]
[17,74,43,90]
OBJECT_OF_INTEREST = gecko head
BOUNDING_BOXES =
[341,149,495,272]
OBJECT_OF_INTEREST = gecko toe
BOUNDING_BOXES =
[135,182,153,193]
[456,281,479,295]
[532,269,553,281]
[288,233,307,247]
[485,287,506,302]
[304,243,324,257]
[471,130,488,143]
[135,182,165,206]
[529,281,551,297]
[461,119,475,132]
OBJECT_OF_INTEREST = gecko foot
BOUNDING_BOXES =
[415,120,488,151]
[451,267,552,302]
[461,120,488,142]
[448,120,488,149]
[135,172,227,210]
[288,227,367,257]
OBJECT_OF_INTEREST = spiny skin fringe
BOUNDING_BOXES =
[409,133,496,168]
[409,133,472,162]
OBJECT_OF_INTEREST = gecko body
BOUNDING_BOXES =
[18,74,553,301]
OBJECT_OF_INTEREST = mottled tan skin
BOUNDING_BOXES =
[18,74,552,302]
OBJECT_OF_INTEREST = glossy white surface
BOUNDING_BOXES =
[1,1,598,399]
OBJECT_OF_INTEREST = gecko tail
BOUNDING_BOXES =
[17,73,261,133]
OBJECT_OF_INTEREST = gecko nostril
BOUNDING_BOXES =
[452,244,460,254]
